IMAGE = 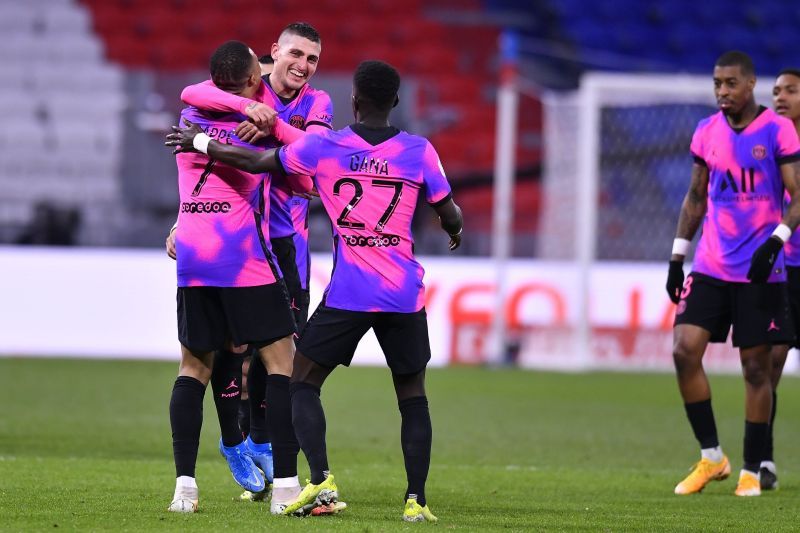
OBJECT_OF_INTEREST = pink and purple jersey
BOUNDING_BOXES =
[257,78,332,239]
[180,78,332,239]
[278,125,452,312]
[291,196,310,290]
[175,106,279,287]
[690,107,800,282]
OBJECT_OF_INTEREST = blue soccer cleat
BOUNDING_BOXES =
[244,435,274,484]
[218,438,265,493]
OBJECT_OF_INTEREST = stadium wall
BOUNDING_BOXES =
[6,246,795,373]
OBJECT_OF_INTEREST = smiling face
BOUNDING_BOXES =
[773,72,800,123]
[713,64,755,116]
[269,32,321,97]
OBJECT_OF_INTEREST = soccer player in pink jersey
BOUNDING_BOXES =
[764,67,800,490]
[166,41,308,514]
[665,51,800,497]
[179,26,332,487]
[166,60,462,521]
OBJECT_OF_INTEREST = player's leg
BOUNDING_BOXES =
[762,343,787,489]
[762,269,799,489]
[734,343,772,496]
[238,351,252,437]
[731,280,792,496]
[210,343,247,447]
[222,282,298,506]
[209,342,266,494]
[671,274,731,495]
[169,286,225,512]
[282,305,370,515]
[376,309,437,522]
[168,344,214,513]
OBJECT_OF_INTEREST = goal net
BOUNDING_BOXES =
[454,72,778,372]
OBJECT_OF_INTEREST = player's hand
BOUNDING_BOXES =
[166,226,177,260]
[292,186,319,199]
[235,121,269,143]
[665,260,685,303]
[244,102,277,129]
[165,119,203,154]
[747,236,784,283]
[448,230,461,251]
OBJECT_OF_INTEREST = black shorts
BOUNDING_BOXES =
[786,266,800,348]
[297,305,432,375]
[674,272,794,348]
[177,282,296,352]
[271,236,309,330]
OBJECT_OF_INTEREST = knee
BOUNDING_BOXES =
[672,340,702,376]
[741,357,771,388]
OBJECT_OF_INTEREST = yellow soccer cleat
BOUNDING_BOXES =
[674,455,731,495]
[282,474,339,516]
[734,470,761,497]
[403,498,438,522]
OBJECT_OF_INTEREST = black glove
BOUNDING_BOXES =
[747,236,784,283]
[666,260,685,304]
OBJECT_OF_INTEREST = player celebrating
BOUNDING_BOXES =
[179,25,331,490]
[166,60,463,521]
[764,67,800,490]
[666,51,800,497]
[166,41,306,514]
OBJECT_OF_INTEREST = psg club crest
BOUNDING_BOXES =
[752,145,767,160]
[289,115,306,129]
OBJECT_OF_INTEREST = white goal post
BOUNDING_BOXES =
[482,72,785,371]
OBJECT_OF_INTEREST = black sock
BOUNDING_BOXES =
[169,376,206,478]
[248,353,269,444]
[210,350,245,447]
[399,396,432,507]
[290,382,328,484]
[765,390,777,462]
[266,374,299,478]
[743,420,769,473]
[684,399,719,449]
[238,398,251,438]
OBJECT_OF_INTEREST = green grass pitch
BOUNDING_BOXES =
[1,358,798,531]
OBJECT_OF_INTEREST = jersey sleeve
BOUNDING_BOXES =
[305,91,334,130]
[422,141,452,205]
[689,123,707,166]
[277,134,322,177]
[181,80,255,114]
[774,116,800,164]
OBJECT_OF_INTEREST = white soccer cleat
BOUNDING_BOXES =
[168,476,199,513]
[168,497,198,513]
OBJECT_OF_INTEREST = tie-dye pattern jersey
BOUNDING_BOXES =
[175,106,279,287]
[690,107,800,282]
[278,126,452,312]
[291,196,310,290]
[259,79,332,239]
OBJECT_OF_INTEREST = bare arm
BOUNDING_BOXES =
[433,198,463,250]
[165,120,280,174]
[671,163,709,261]
[165,120,312,193]
[780,160,800,230]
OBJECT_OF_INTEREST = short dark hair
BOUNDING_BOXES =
[258,54,274,65]
[354,60,401,110]
[209,40,253,85]
[281,22,321,44]
[778,67,800,79]
[715,50,755,76]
